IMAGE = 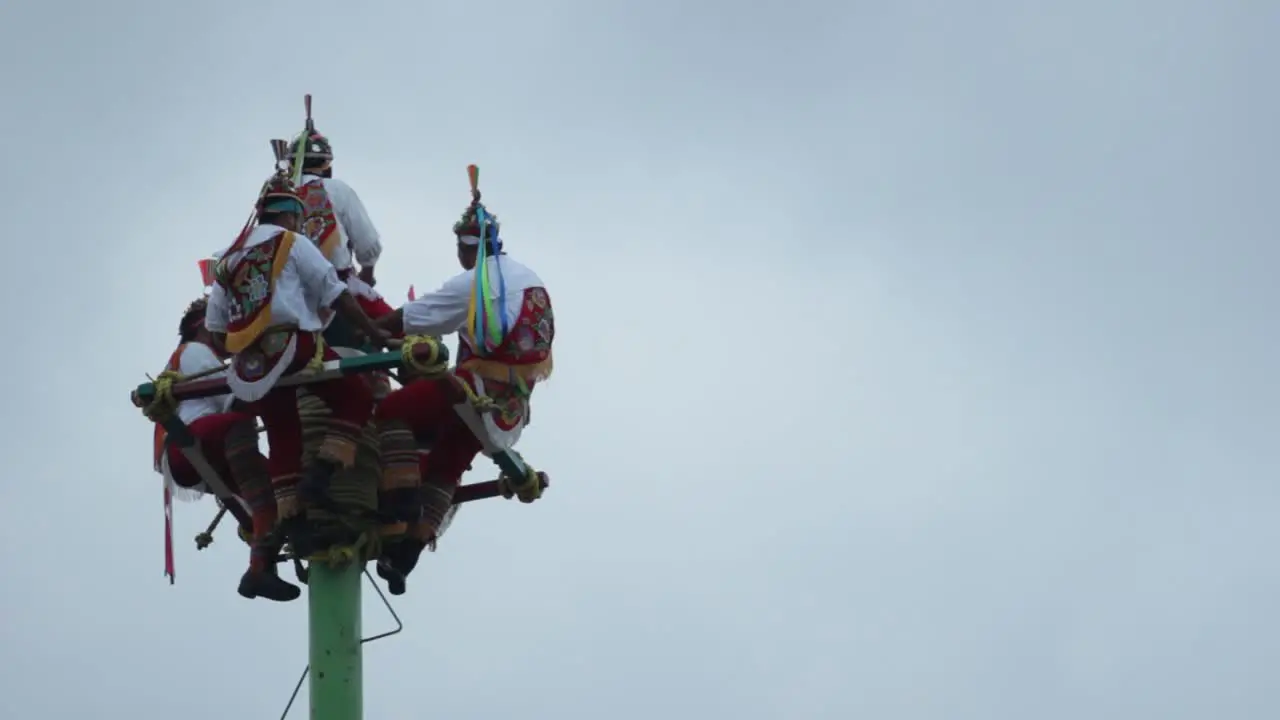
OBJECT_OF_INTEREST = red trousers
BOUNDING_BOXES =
[166,412,253,490]
[245,332,374,481]
[375,375,482,487]
[165,411,271,570]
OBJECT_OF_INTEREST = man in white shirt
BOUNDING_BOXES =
[205,172,390,548]
[153,297,301,602]
[283,112,392,349]
[372,197,555,594]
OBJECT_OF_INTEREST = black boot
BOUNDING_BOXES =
[237,560,302,602]
[376,539,426,596]
[375,558,406,596]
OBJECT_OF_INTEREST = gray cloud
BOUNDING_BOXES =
[0,1,1275,718]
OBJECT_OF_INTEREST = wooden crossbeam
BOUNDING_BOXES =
[453,477,549,504]
[136,343,541,489]
[131,345,443,407]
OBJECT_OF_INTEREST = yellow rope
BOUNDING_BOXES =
[394,336,499,414]
[498,465,545,504]
[400,335,450,377]
[399,334,499,412]
[141,359,229,423]
[305,333,326,373]
[428,349,540,500]
[450,372,498,412]
[304,530,380,566]
[142,370,182,423]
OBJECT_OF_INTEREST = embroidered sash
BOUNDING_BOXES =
[450,286,556,445]
[216,230,296,354]
[456,285,555,388]
[226,327,301,403]
[298,179,343,261]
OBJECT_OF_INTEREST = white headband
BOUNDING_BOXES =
[458,235,501,247]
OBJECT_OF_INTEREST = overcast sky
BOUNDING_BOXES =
[1,1,1276,718]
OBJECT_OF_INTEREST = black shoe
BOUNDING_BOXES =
[375,559,407,596]
[376,539,427,596]
[237,567,302,602]
[398,539,427,578]
[292,557,310,585]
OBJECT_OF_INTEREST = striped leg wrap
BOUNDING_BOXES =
[318,418,361,468]
[379,520,409,541]
[273,473,303,520]
[225,420,277,568]
[225,420,270,501]
[409,481,455,544]
[377,419,421,525]
[295,391,380,540]
[244,487,277,571]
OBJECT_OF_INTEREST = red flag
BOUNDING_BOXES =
[407,285,416,301]
[198,258,216,287]
[164,485,175,585]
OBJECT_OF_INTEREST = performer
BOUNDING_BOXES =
[373,175,555,593]
[152,297,300,602]
[204,171,389,544]
[281,97,390,347]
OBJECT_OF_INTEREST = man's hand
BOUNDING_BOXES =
[376,307,405,335]
[359,266,376,287]
[365,328,392,350]
[335,290,391,351]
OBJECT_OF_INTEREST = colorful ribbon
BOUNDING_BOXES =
[463,165,511,355]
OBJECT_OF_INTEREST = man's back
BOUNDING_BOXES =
[403,254,549,345]
[453,254,554,386]
[300,174,381,272]
[206,224,346,337]
[450,254,546,321]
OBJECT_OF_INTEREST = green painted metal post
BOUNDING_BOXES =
[309,560,363,720]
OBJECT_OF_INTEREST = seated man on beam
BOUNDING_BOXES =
[152,297,300,601]
[204,171,389,551]
[373,171,555,592]
[278,98,393,350]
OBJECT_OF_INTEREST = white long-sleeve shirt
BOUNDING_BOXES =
[403,255,545,340]
[302,174,382,272]
[173,342,234,423]
[205,224,347,334]
[157,341,235,497]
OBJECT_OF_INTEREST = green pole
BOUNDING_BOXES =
[309,559,363,720]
